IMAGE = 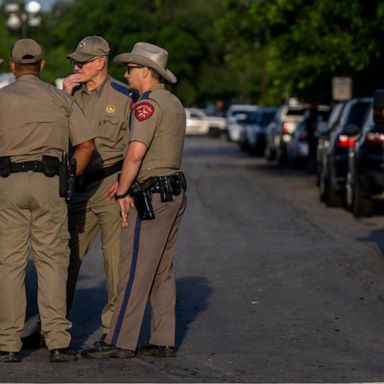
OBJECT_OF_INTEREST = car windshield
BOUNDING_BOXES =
[286,108,305,116]
[243,111,259,124]
[232,110,254,117]
[346,102,371,126]
[259,110,276,126]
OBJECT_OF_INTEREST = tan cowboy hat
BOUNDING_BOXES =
[113,42,177,84]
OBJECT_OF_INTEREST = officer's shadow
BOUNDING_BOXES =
[140,276,213,349]
[26,265,213,350]
[25,260,107,349]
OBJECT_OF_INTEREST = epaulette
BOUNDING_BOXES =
[111,81,139,101]
[141,90,152,99]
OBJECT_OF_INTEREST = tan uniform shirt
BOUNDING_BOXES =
[129,83,186,181]
[0,75,94,162]
[73,76,132,171]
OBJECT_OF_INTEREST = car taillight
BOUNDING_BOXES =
[336,134,356,148]
[281,123,290,134]
[366,132,384,143]
[298,132,307,142]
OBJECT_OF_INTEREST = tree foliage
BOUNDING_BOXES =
[217,0,384,104]
[1,0,384,106]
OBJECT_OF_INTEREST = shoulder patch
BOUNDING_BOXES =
[135,102,154,122]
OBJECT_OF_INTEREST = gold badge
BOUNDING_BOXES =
[106,105,116,113]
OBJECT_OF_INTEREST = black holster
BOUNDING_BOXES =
[58,153,77,202]
[0,156,11,177]
[41,155,60,177]
[59,152,68,198]
[129,180,156,220]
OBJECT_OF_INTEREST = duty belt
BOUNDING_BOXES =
[0,155,61,177]
[79,159,123,188]
[140,172,187,198]
[11,160,47,173]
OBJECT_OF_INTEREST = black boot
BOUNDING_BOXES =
[49,348,77,362]
[0,351,21,363]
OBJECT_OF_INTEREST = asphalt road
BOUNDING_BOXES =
[2,136,384,383]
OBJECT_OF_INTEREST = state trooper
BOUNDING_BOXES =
[64,35,137,345]
[82,42,187,359]
[0,39,95,363]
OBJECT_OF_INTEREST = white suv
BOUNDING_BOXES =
[185,108,227,136]
[226,104,258,142]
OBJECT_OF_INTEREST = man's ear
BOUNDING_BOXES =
[40,58,46,72]
[10,60,16,74]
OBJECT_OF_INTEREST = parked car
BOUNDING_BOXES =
[286,104,330,168]
[264,101,306,164]
[226,104,258,142]
[239,107,277,155]
[0,73,15,89]
[316,102,347,184]
[185,108,227,136]
[318,97,372,207]
[345,92,384,216]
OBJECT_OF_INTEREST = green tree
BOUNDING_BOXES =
[217,0,384,104]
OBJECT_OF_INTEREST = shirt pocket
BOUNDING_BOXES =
[98,114,127,143]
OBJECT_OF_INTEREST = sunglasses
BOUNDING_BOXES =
[70,57,99,69]
[126,65,144,74]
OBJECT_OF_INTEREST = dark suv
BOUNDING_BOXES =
[345,91,384,216]
[318,97,372,206]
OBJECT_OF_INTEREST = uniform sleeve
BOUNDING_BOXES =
[129,99,161,147]
[68,99,96,146]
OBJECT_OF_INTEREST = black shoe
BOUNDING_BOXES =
[81,344,135,359]
[22,330,45,349]
[49,348,77,362]
[93,334,107,347]
[138,343,176,357]
[0,351,21,363]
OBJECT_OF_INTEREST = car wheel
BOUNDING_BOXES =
[319,167,326,202]
[323,165,343,207]
[352,180,374,217]
[276,145,286,165]
[345,170,354,211]
[316,167,321,186]
[208,127,220,138]
[265,143,276,161]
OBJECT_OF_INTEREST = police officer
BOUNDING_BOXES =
[82,42,187,359]
[61,35,137,345]
[0,39,95,363]
[23,35,136,349]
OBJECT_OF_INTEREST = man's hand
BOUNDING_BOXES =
[118,196,135,228]
[63,74,83,95]
[107,181,119,201]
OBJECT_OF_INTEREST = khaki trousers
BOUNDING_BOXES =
[67,173,121,333]
[0,172,71,352]
[106,193,187,350]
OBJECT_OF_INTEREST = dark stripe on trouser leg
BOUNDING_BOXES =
[111,216,141,345]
